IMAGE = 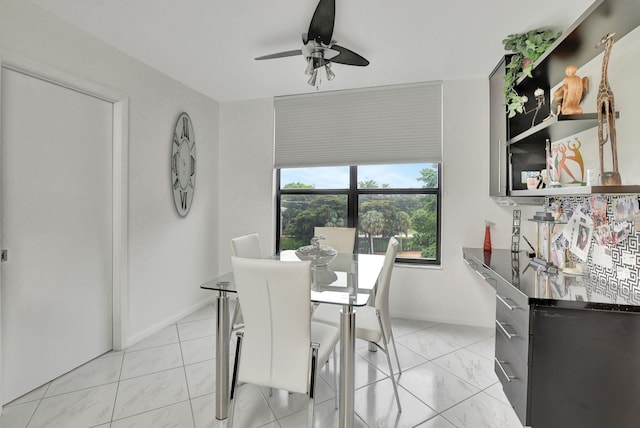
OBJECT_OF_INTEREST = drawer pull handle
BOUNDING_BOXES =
[497,295,519,310]
[495,358,516,382]
[464,258,479,269]
[496,320,517,339]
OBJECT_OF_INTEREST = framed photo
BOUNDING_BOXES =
[612,196,638,222]
[570,212,593,261]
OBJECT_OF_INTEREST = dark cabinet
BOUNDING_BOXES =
[489,57,508,198]
[488,0,640,201]
[528,306,640,428]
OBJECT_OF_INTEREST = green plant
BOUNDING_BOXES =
[502,29,561,117]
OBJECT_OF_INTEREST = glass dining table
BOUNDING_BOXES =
[200,250,385,428]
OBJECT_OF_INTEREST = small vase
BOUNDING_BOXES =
[484,225,492,252]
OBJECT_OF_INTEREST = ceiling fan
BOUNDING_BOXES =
[255,0,369,87]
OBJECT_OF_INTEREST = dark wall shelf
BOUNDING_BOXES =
[509,112,619,146]
[488,0,640,202]
[529,0,640,91]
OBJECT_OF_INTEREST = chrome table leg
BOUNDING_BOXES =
[339,304,356,428]
[216,290,230,420]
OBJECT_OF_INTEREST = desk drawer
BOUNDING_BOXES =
[463,255,498,289]
[495,327,529,426]
[496,281,529,335]
[496,304,530,363]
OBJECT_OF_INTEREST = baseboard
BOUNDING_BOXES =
[390,310,493,329]
[125,297,216,349]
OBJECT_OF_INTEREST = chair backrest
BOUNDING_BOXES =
[314,227,356,253]
[230,233,263,259]
[373,237,399,339]
[231,256,312,394]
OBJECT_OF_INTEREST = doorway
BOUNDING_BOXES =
[0,60,128,405]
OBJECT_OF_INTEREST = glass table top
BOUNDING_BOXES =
[200,251,385,307]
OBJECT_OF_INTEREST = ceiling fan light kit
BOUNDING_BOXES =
[255,0,368,88]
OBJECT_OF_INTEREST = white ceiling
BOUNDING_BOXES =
[31,0,596,102]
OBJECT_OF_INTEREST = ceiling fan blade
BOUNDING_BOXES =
[255,49,303,60]
[328,44,369,66]
[307,0,335,45]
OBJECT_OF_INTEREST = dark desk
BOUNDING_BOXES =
[463,248,640,428]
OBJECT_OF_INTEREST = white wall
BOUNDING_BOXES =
[391,79,538,327]
[218,99,276,272]
[217,80,540,328]
[0,0,220,346]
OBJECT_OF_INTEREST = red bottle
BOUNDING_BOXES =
[484,221,494,252]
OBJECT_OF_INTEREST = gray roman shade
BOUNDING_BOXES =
[274,81,442,168]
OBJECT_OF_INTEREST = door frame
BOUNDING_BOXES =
[0,51,129,406]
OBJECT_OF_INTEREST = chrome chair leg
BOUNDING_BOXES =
[333,347,338,410]
[308,343,319,428]
[228,332,244,428]
[230,300,242,337]
[390,333,402,375]
[376,311,402,412]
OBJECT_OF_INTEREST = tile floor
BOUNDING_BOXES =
[1,303,523,427]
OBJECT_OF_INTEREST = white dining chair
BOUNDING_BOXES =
[314,226,356,253]
[228,257,340,428]
[229,233,264,334]
[312,236,402,411]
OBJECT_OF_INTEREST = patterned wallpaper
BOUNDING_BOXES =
[544,195,640,303]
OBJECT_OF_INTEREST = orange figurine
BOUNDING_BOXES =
[557,65,589,115]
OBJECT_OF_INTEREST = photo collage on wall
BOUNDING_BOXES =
[544,195,640,290]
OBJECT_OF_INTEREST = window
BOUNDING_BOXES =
[277,163,441,264]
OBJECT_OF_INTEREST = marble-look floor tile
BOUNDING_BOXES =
[46,352,123,397]
[177,319,217,341]
[320,353,387,391]
[395,328,461,360]
[185,359,217,399]
[355,377,437,427]
[466,335,495,360]
[181,336,216,365]
[192,385,276,428]
[441,390,522,428]
[2,315,519,427]
[259,377,334,419]
[428,324,494,348]
[5,383,50,406]
[111,400,194,428]
[483,382,510,406]
[189,393,225,428]
[432,348,498,390]
[415,415,457,427]
[398,362,480,413]
[0,400,39,428]
[277,398,369,428]
[113,367,189,420]
[178,304,216,324]
[391,318,440,337]
[356,340,427,375]
[126,324,180,352]
[121,343,183,379]
[256,419,282,427]
[28,383,118,428]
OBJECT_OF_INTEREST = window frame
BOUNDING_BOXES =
[276,164,442,265]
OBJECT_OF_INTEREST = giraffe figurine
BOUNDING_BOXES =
[596,32,621,185]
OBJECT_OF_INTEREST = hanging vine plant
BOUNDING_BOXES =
[502,29,561,118]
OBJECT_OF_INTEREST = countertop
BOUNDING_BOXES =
[463,247,640,312]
